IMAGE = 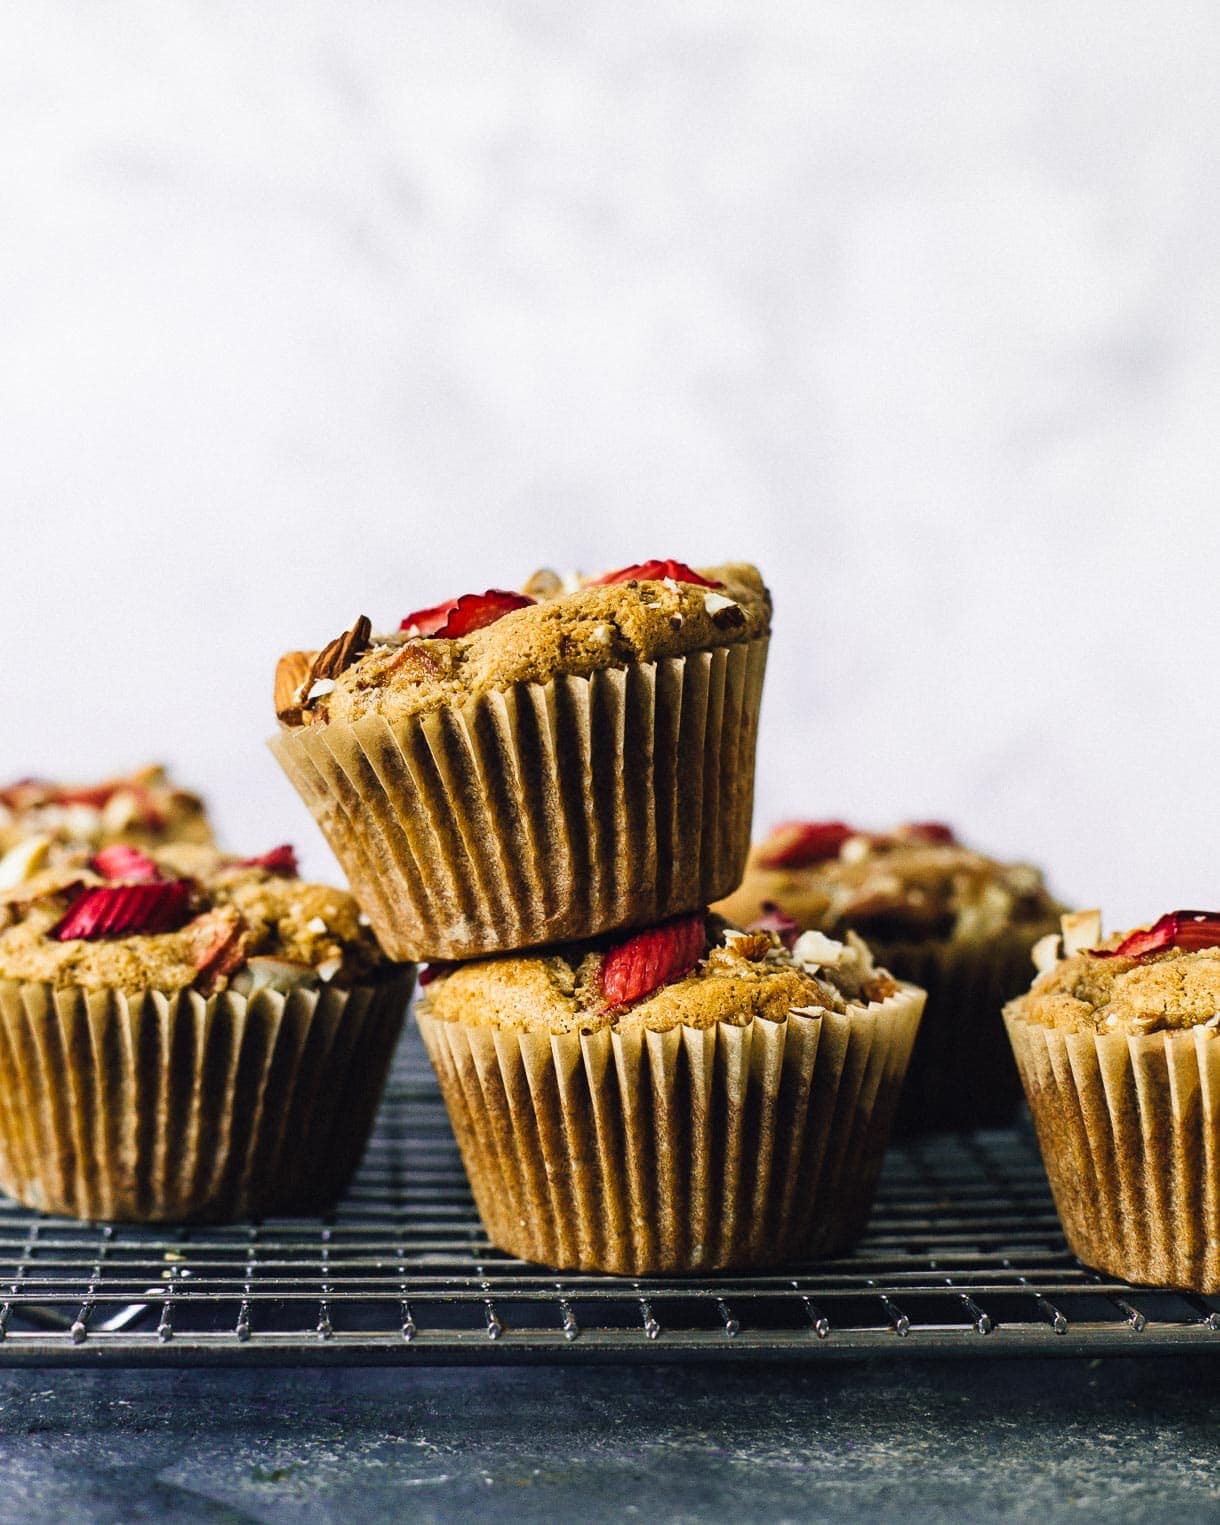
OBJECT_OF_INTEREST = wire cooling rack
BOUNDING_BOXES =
[0,1026,1217,1366]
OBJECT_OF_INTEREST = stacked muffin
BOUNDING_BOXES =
[271,560,926,1273]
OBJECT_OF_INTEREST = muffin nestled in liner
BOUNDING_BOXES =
[416,912,924,1275]
[0,840,412,1222]
[269,560,770,961]
[716,820,1062,1131]
[1005,908,1220,1294]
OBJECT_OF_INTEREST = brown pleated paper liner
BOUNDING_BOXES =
[416,983,924,1275]
[871,924,1056,1133]
[0,972,412,1223]
[269,637,769,962]
[1005,1008,1220,1293]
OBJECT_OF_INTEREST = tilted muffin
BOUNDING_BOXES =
[270,559,771,961]
[715,820,1062,1130]
[416,911,924,1274]
[0,840,412,1222]
[1006,908,1220,1292]
[0,766,212,866]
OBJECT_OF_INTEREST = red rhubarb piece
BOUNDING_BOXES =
[1094,910,1220,961]
[193,915,251,995]
[400,590,534,639]
[54,881,193,941]
[599,913,707,1009]
[238,844,299,877]
[399,598,462,636]
[758,821,855,870]
[418,961,455,987]
[748,902,800,950]
[91,845,161,882]
[901,822,957,846]
[590,560,722,589]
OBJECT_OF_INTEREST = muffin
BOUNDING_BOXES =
[0,766,212,866]
[715,820,1062,1130]
[1006,908,1220,1292]
[416,911,924,1274]
[270,560,771,961]
[0,839,412,1221]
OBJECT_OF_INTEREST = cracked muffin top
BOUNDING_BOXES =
[417,910,906,1037]
[0,766,211,858]
[0,840,398,996]
[274,559,770,729]
[715,820,1061,944]
[1006,909,1220,1036]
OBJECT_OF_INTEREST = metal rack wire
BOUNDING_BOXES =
[0,1027,1217,1366]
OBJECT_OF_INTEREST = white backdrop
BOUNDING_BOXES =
[3,2,1218,926]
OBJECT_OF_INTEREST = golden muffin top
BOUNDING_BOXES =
[275,560,770,729]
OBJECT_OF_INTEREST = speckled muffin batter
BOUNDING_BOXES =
[270,559,772,961]
[0,840,412,1224]
[416,911,924,1274]
[274,562,770,729]
[717,821,1063,1134]
[0,842,390,994]
[1005,908,1220,1292]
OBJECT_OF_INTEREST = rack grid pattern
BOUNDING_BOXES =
[0,1029,1217,1365]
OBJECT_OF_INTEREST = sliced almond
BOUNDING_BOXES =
[1061,909,1102,956]
[309,614,372,686]
[1031,932,1062,973]
[275,650,314,723]
[792,929,847,970]
[0,835,52,890]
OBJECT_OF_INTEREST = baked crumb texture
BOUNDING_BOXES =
[416,918,925,1273]
[717,823,1060,944]
[0,841,413,1222]
[276,563,770,729]
[1005,911,1220,1292]
[270,568,771,961]
[0,842,392,994]
[714,824,1063,1134]
[0,766,212,857]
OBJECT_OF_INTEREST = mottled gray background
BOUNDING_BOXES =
[3,2,1218,922]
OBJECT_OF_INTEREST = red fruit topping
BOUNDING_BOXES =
[1093,910,1220,961]
[748,902,800,951]
[399,598,461,636]
[599,913,707,1009]
[400,591,534,639]
[418,961,455,987]
[91,845,161,882]
[901,822,957,846]
[54,881,193,942]
[590,560,723,589]
[238,844,299,877]
[758,821,855,870]
[193,916,251,996]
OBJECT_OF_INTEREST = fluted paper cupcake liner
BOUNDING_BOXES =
[0,973,412,1223]
[270,637,769,962]
[416,983,923,1275]
[1006,1010,1220,1292]
[870,925,1055,1133]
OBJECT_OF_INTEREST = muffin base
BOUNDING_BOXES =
[270,637,769,962]
[416,985,923,1275]
[0,974,411,1222]
[871,926,1053,1133]
[1006,1010,1220,1293]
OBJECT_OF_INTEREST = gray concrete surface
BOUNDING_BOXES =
[0,1358,1217,1522]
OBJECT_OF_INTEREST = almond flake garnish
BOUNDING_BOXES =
[0,835,52,891]
[792,929,848,970]
[1061,909,1102,956]
[1031,932,1062,973]
[275,650,314,724]
[308,615,372,689]
[306,678,337,702]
